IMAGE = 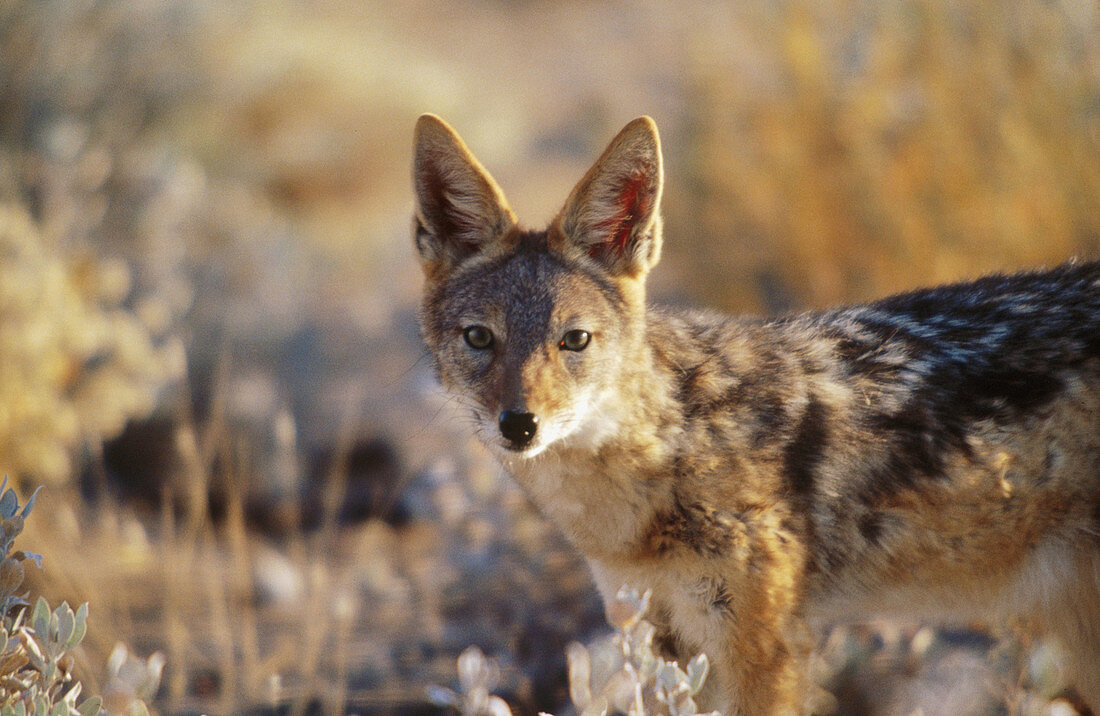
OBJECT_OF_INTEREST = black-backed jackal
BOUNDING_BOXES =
[412,114,1100,714]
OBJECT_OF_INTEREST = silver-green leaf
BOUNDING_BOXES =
[32,597,50,638]
[0,489,18,520]
[686,653,709,695]
[67,604,87,650]
[19,487,42,519]
[57,603,75,650]
[76,695,103,716]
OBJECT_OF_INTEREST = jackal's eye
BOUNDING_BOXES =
[463,325,494,350]
[559,329,591,352]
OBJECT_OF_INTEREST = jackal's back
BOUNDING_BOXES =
[825,259,1100,422]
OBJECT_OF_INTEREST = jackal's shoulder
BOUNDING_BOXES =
[648,259,1100,408]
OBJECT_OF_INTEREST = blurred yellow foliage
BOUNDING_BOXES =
[0,203,173,485]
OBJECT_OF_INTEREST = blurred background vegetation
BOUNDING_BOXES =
[0,0,1097,713]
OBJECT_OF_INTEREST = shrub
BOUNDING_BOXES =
[0,478,161,715]
[434,588,718,716]
[0,203,175,486]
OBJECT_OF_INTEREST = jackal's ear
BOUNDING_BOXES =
[413,114,516,278]
[555,117,663,277]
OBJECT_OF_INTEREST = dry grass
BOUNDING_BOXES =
[0,0,1098,713]
[678,0,1100,312]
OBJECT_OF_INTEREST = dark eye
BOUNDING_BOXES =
[559,329,591,352]
[463,325,494,349]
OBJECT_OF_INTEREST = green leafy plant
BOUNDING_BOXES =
[427,646,512,716]
[0,478,161,716]
[435,587,717,716]
[99,644,165,716]
[565,588,717,716]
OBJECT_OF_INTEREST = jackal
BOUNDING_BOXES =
[412,114,1100,714]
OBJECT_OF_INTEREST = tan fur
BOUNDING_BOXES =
[412,114,1100,714]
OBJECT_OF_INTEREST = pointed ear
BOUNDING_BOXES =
[412,114,516,278]
[555,117,663,277]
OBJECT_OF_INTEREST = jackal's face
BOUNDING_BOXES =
[413,115,663,457]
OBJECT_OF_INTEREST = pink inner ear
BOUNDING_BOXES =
[591,172,649,258]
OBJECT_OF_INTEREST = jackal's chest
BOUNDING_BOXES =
[508,456,661,557]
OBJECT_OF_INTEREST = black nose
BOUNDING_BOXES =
[499,410,538,446]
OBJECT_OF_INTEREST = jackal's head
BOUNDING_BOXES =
[413,115,663,457]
